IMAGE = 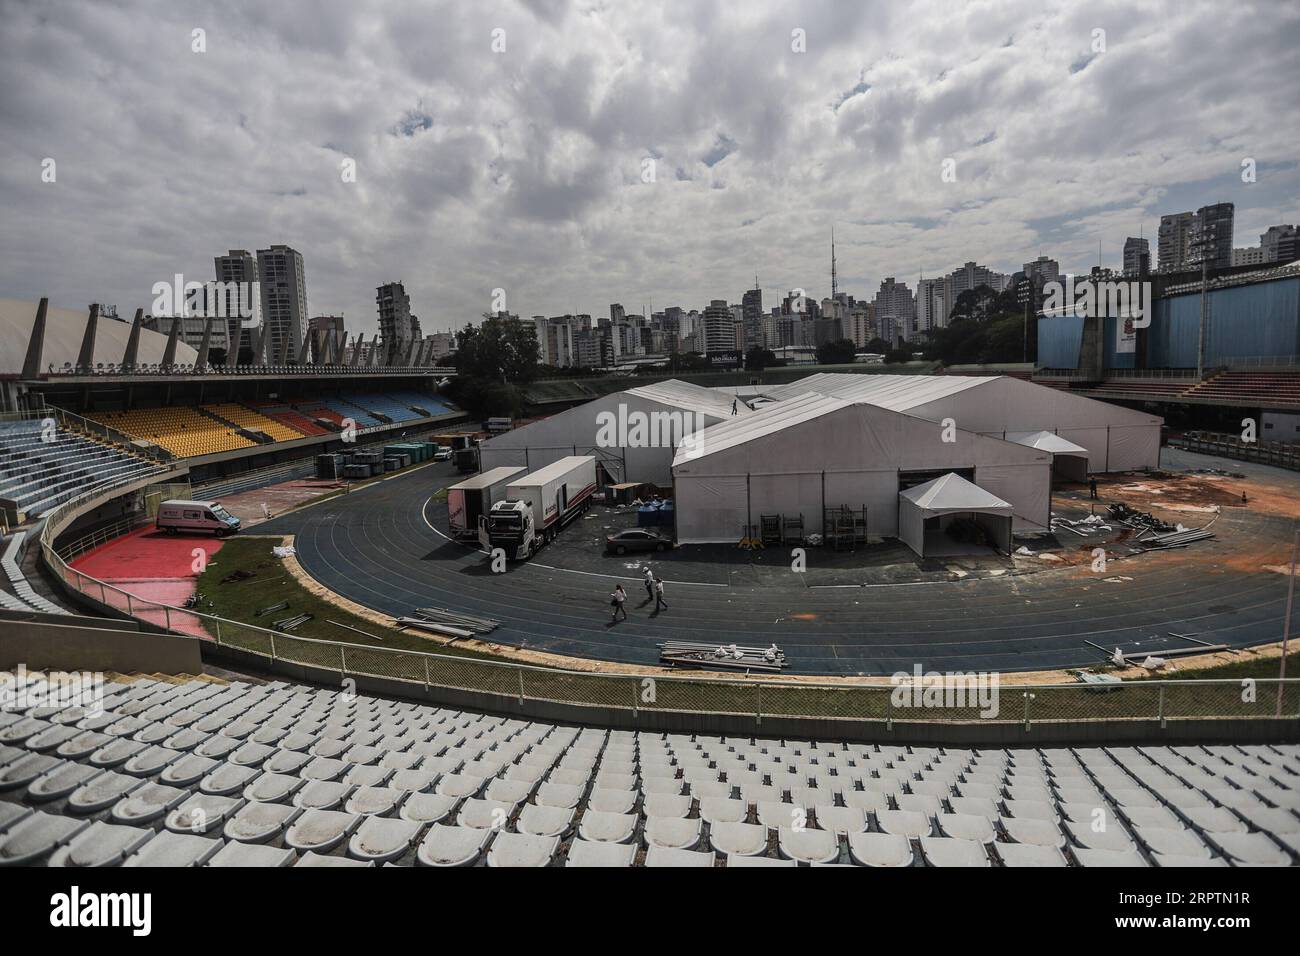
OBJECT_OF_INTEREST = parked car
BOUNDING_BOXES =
[605,528,671,555]
[433,446,452,461]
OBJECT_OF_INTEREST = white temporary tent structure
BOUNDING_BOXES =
[1006,430,1091,482]
[672,393,1052,544]
[480,379,747,486]
[762,373,1161,472]
[898,472,1014,557]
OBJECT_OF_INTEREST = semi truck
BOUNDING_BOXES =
[445,466,527,543]
[479,455,597,561]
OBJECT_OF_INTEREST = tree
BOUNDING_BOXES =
[453,315,541,384]
[744,346,777,371]
[815,338,857,365]
[446,315,541,419]
[884,347,912,364]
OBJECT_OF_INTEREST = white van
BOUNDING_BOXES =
[156,499,242,537]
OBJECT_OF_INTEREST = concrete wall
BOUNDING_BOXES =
[0,618,202,674]
[205,643,1298,747]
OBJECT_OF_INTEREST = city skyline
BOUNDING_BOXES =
[2,0,1298,336]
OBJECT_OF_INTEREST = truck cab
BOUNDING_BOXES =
[480,499,536,559]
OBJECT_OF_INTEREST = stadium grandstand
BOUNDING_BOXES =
[0,295,1297,872]
[0,661,1295,867]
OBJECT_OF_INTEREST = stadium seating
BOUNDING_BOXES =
[246,401,331,437]
[86,408,256,458]
[1184,371,1300,409]
[0,672,1295,867]
[203,403,307,443]
[340,393,424,423]
[0,420,161,519]
[298,398,381,428]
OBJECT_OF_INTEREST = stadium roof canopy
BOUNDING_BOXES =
[0,298,196,377]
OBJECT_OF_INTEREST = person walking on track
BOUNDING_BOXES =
[654,576,668,612]
[643,566,655,604]
[610,584,627,622]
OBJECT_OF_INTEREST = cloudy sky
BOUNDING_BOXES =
[2,0,1298,336]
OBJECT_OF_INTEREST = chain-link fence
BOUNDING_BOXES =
[38,470,1300,729]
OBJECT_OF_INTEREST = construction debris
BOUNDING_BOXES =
[254,601,289,617]
[412,606,499,634]
[1106,502,1176,534]
[394,617,474,639]
[271,612,312,631]
[658,641,787,672]
[1136,527,1216,549]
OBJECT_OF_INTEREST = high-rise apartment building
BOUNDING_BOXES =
[1123,237,1150,275]
[1191,203,1234,271]
[1260,225,1298,264]
[873,278,914,345]
[702,300,736,355]
[375,282,421,364]
[213,249,259,355]
[256,245,308,363]
[1158,212,1196,272]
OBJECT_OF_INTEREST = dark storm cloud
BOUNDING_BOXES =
[0,0,1297,334]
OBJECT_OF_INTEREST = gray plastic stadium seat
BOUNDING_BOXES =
[847,832,913,867]
[729,854,796,867]
[348,816,423,863]
[67,770,142,813]
[165,793,244,835]
[487,831,557,867]
[1000,816,1065,848]
[294,851,374,867]
[1065,819,1136,853]
[207,842,297,867]
[1211,832,1292,866]
[698,797,747,825]
[225,801,302,843]
[417,823,490,867]
[877,809,931,839]
[778,826,839,864]
[995,842,1068,867]
[400,792,460,825]
[708,821,768,856]
[285,809,363,853]
[1072,847,1149,867]
[921,836,990,867]
[0,811,89,865]
[111,782,188,824]
[644,846,715,867]
[47,821,153,867]
[565,838,636,867]
[294,780,353,810]
[517,803,573,838]
[123,831,222,867]
[644,816,702,850]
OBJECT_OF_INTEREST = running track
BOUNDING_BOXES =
[253,454,1299,676]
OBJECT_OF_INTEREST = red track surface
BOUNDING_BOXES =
[72,527,226,580]
[71,527,226,638]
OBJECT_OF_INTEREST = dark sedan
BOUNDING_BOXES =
[605,529,672,555]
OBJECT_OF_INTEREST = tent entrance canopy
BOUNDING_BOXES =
[1006,431,1090,483]
[898,472,1014,557]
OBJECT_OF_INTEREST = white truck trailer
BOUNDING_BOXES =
[446,466,527,543]
[479,455,597,561]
